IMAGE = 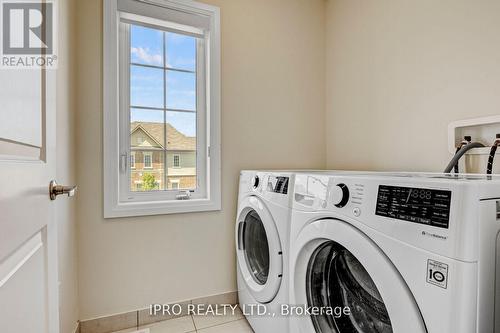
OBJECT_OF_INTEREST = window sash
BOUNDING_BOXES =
[143,153,152,168]
[104,0,221,217]
[130,153,135,168]
[118,17,207,202]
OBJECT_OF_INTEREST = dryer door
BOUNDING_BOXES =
[236,196,283,303]
[292,219,426,333]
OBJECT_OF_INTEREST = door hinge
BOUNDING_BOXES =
[207,146,211,157]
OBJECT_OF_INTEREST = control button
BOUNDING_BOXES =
[332,183,350,208]
[252,175,260,189]
[353,207,361,217]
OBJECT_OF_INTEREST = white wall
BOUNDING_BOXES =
[76,0,326,320]
[325,0,500,172]
[56,0,79,331]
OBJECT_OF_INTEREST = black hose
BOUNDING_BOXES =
[487,145,498,175]
[453,146,461,173]
[443,142,485,173]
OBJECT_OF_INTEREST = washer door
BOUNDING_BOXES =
[292,219,426,333]
[236,196,283,303]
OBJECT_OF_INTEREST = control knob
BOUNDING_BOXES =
[331,183,349,208]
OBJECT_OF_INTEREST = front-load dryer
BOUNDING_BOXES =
[289,171,500,333]
[236,170,293,333]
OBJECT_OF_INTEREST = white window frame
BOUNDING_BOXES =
[130,152,136,169]
[173,154,180,168]
[170,179,180,189]
[103,0,221,218]
[143,152,153,169]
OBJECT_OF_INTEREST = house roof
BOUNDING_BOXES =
[130,122,196,151]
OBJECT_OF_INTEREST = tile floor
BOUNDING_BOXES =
[111,307,253,333]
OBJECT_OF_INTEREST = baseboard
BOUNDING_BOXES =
[79,291,238,333]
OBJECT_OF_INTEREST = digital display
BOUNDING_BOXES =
[375,185,451,229]
[267,176,289,194]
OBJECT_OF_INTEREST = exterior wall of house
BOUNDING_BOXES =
[130,150,197,190]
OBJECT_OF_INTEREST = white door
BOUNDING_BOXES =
[291,219,427,333]
[0,64,61,331]
[236,196,283,303]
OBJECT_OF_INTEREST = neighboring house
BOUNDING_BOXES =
[130,122,196,191]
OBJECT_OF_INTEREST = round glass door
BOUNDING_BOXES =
[307,241,393,333]
[243,209,270,285]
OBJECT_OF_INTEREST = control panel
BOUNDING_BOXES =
[267,176,289,194]
[375,185,452,229]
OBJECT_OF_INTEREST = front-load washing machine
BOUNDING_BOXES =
[289,171,500,333]
[236,171,294,333]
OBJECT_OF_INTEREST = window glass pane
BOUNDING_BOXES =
[131,65,164,108]
[130,109,165,192]
[166,32,196,71]
[166,111,196,190]
[131,25,164,67]
[131,151,164,191]
[165,111,196,137]
[166,70,196,111]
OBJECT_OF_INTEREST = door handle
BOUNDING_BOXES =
[49,180,77,200]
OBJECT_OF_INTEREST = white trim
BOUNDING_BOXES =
[173,154,180,168]
[103,0,221,218]
[143,152,153,169]
[130,152,136,168]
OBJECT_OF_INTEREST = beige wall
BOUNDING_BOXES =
[57,0,79,332]
[325,0,500,172]
[76,0,326,320]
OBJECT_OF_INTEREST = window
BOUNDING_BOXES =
[170,179,180,190]
[173,154,180,168]
[104,0,220,218]
[144,152,153,169]
[130,152,135,168]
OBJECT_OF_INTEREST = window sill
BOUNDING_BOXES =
[104,197,221,218]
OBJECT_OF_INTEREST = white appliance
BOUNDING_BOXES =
[236,171,294,333]
[289,171,500,333]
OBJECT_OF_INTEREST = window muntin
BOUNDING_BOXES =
[173,154,180,167]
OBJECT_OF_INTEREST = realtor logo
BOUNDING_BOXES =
[1,0,57,68]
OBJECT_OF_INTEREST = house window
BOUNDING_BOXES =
[104,0,221,217]
[130,152,135,169]
[173,154,180,168]
[144,152,152,169]
[170,179,180,190]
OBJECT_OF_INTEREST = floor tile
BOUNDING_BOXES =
[192,306,243,330]
[197,319,253,333]
[139,315,195,333]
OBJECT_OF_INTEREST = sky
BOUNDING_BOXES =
[129,25,197,137]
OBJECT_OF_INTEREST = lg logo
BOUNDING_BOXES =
[426,259,448,289]
[2,1,54,55]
